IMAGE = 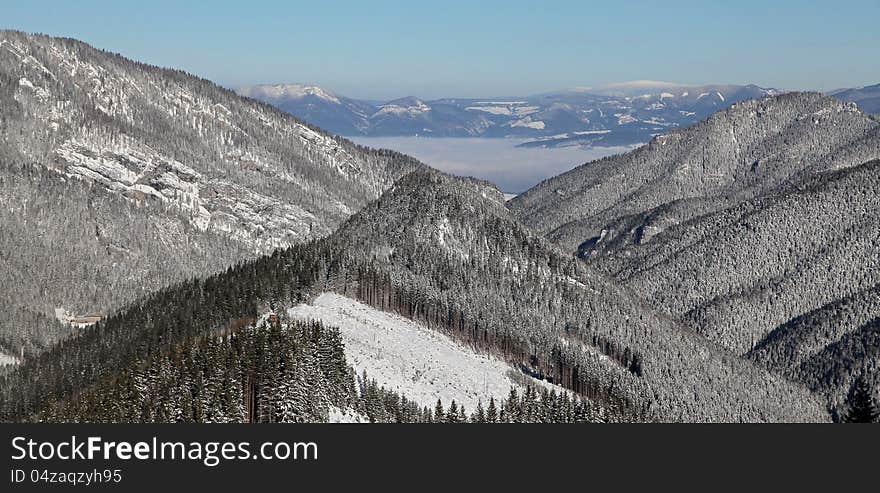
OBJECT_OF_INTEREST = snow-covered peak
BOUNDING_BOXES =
[372,97,431,118]
[237,83,341,104]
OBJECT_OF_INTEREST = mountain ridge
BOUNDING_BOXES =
[509,91,880,253]
[1,165,829,423]
[0,30,421,355]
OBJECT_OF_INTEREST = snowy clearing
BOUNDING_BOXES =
[288,293,534,411]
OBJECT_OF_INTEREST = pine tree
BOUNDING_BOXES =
[446,400,459,423]
[486,397,498,423]
[434,399,445,422]
[843,375,879,423]
[504,388,520,423]
[473,401,486,423]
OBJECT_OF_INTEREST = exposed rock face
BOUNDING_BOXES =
[0,31,420,354]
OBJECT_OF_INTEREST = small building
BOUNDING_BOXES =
[69,314,103,327]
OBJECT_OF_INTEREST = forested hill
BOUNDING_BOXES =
[595,159,880,354]
[583,159,880,417]
[748,282,880,419]
[0,168,828,423]
[509,92,880,255]
[325,169,826,422]
[0,31,421,356]
[505,88,880,417]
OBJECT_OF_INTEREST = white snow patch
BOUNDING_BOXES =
[238,84,341,104]
[510,119,546,130]
[373,100,431,118]
[288,293,532,410]
[17,77,50,101]
[466,105,513,115]
[0,351,20,367]
[642,117,671,126]
[328,407,367,423]
[465,105,539,116]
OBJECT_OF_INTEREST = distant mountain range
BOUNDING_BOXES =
[830,83,880,114]
[236,82,780,148]
[237,81,880,149]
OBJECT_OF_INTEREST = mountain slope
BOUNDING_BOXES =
[287,292,543,412]
[747,282,880,417]
[366,97,493,137]
[595,159,880,354]
[0,31,420,355]
[509,92,880,254]
[318,169,826,422]
[0,168,827,422]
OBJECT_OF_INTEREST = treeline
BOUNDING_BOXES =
[37,316,611,424]
[0,236,633,422]
[360,375,615,423]
[0,241,341,421]
[39,319,353,423]
[342,263,642,414]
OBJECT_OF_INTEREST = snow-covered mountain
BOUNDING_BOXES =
[510,92,880,416]
[312,168,826,422]
[0,31,420,355]
[236,82,778,146]
[236,83,376,135]
[4,165,829,423]
[510,92,880,253]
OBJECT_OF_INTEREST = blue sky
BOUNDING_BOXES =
[3,0,878,99]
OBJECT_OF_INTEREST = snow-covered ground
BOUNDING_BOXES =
[0,351,20,366]
[328,406,368,423]
[288,293,530,411]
